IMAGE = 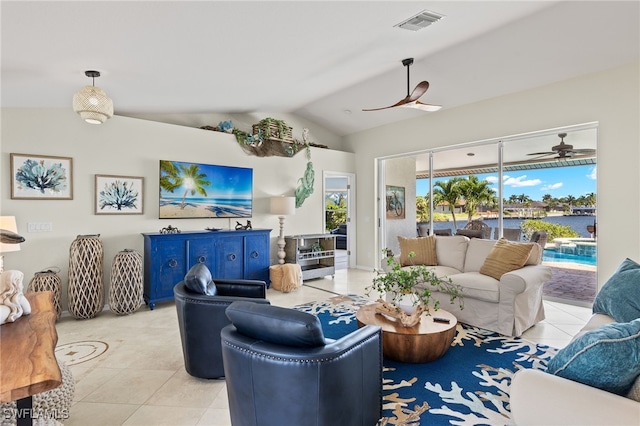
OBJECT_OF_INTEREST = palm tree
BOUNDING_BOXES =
[507,194,519,204]
[176,163,211,209]
[433,178,463,229]
[159,160,181,193]
[458,175,496,222]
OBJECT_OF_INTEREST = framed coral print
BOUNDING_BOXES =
[95,175,144,215]
[385,185,405,219]
[11,153,73,200]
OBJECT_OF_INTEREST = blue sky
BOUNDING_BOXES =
[417,165,596,201]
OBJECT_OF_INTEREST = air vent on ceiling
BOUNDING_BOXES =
[394,10,444,31]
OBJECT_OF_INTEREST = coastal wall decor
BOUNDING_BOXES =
[95,175,144,215]
[159,160,253,219]
[10,153,73,200]
[386,185,406,219]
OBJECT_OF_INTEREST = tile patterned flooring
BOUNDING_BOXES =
[54,268,592,425]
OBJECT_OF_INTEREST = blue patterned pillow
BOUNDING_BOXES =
[593,258,640,322]
[546,319,640,395]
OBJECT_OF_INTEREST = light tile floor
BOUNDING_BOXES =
[54,268,591,426]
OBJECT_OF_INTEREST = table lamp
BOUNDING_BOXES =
[270,196,296,264]
[0,216,22,273]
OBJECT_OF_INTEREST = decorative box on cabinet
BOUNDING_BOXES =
[284,234,336,280]
[142,229,271,309]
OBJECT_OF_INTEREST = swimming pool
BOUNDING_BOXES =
[542,249,596,266]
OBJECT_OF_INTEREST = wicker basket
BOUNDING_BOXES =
[27,267,62,319]
[252,121,295,144]
[68,234,104,319]
[109,249,143,315]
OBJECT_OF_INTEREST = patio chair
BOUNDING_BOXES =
[463,220,491,239]
[494,227,521,241]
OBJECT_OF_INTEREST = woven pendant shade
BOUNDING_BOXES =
[72,85,113,124]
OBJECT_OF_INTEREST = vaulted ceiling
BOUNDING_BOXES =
[2,1,638,138]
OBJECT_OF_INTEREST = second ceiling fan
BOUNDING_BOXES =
[363,58,442,112]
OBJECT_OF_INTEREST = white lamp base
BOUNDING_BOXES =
[277,216,286,264]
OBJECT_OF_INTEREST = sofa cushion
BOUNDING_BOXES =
[398,236,437,266]
[448,271,500,303]
[546,319,640,395]
[434,235,468,272]
[592,258,640,323]
[479,239,534,280]
[226,301,326,347]
[184,263,217,295]
[525,243,543,265]
[464,238,498,272]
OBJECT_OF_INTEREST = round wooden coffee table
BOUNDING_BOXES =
[356,303,457,363]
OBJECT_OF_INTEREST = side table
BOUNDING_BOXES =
[356,303,457,363]
[0,291,62,425]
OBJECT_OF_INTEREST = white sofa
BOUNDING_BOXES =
[388,235,552,336]
[510,313,640,426]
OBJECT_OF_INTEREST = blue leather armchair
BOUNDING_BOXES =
[221,301,383,426]
[174,279,269,379]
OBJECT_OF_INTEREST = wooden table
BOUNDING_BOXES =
[0,291,62,425]
[356,303,457,363]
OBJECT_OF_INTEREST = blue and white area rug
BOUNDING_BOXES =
[295,295,558,426]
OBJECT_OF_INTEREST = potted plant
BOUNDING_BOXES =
[365,250,464,326]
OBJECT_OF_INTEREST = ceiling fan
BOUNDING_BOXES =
[363,58,442,112]
[527,133,596,159]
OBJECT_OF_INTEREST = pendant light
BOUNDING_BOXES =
[72,70,114,124]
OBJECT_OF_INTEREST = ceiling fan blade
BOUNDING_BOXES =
[362,96,414,111]
[569,148,596,154]
[363,82,437,112]
[407,81,430,102]
[402,99,442,112]
[527,152,555,156]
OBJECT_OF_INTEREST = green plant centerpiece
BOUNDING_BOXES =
[365,250,464,327]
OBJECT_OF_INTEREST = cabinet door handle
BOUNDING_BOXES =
[227,253,237,261]
[168,259,178,268]
[197,256,206,263]
[250,251,259,259]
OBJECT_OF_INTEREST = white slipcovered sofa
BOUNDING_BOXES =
[510,312,640,425]
[387,235,552,336]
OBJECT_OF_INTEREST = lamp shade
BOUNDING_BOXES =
[270,196,296,216]
[0,216,22,253]
[73,85,114,124]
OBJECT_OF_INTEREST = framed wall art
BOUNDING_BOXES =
[385,185,405,219]
[95,175,144,215]
[11,153,73,200]
[159,160,253,219]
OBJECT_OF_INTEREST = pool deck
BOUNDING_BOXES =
[542,261,596,307]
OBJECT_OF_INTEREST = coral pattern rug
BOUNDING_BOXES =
[295,295,558,426]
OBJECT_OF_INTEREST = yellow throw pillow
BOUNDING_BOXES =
[397,236,437,266]
[480,238,534,280]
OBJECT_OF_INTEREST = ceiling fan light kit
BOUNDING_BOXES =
[72,70,114,124]
[363,58,442,112]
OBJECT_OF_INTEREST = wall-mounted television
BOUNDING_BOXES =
[159,160,253,219]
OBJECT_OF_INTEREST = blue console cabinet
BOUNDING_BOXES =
[142,229,271,309]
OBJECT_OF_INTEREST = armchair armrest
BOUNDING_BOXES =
[511,369,640,426]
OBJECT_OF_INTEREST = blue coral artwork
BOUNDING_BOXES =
[95,174,144,215]
[11,153,73,199]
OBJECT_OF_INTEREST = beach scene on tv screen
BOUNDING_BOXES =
[159,160,252,218]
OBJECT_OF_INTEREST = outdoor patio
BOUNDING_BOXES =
[542,262,596,307]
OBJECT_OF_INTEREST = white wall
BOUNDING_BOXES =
[383,156,417,256]
[1,109,355,310]
[344,62,640,286]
